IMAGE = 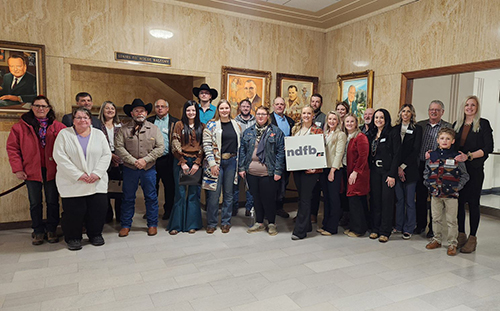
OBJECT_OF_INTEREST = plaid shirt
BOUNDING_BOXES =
[416,119,452,161]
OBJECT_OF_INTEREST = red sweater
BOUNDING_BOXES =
[346,132,370,197]
[7,118,66,182]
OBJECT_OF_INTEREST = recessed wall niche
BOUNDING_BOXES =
[70,65,199,119]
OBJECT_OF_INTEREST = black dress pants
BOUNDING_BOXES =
[458,164,484,236]
[370,166,394,237]
[247,174,278,224]
[62,193,107,242]
[156,154,175,217]
[319,169,342,234]
[293,171,319,239]
[348,195,369,235]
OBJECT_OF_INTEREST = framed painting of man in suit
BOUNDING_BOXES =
[221,66,271,117]
[337,70,374,123]
[0,41,46,116]
[276,73,319,124]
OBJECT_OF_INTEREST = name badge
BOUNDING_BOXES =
[445,159,455,166]
[380,138,386,143]
[406,129,413,134]
[162,128,169,134]
[315,121,322,127]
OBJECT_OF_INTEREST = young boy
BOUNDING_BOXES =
[423,128,469,256]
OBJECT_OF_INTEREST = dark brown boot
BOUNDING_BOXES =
[457,232,467,248]
[461,235,477,253]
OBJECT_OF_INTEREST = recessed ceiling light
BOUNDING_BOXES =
[353,61,369,67]
[149,29,173,39]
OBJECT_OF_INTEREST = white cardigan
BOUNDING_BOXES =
[53,127,112,198]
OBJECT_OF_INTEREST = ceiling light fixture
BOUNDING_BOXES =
[149,29,174,39]
[353,61,369,67]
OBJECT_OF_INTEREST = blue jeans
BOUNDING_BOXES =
[233,175,254,213]
[206,157,236,228]
[121,166,159,228]
[168,157,202,232]
[395,180,417,234]
[25,168,60,233]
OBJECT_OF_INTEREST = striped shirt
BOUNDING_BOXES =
[417,119,452,161]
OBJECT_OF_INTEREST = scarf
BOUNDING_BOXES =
[37,118,49,148]
[255,123,269,164]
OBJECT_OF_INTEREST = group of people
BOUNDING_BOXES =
[7,83,493,255]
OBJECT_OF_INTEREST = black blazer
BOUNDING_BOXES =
[270,112,294,136]
[454,118,494,169]
[369,126,401,178]
[147,114,179,154]
[393,123,422,182]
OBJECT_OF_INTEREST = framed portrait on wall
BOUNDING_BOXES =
[276,73,319,123]
[337,70,374,123]
[0,41,46,117]
[221,66,271,117]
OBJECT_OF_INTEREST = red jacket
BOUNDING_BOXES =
[346,132,370,197]
[7,118,66,182]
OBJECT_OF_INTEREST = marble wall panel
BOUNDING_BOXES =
[0,0,64,56]
[323,0,500,116]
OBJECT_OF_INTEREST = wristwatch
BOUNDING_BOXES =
[467,151,473,161]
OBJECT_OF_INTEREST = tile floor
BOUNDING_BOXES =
[1,202,500,311]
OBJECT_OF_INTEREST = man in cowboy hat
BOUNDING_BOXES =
[115,98,164,237]
[193,83,218,124]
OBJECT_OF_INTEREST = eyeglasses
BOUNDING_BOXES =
[255,113,268,117]
[32,105,49,109]
[74,117,90,120]
[428,109,442,112]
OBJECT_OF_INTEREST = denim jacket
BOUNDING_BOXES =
[238,124,285,176]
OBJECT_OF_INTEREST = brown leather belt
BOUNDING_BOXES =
[221,153,237,160]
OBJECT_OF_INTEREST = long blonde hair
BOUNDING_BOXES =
[291,105,314,135]
[212,99,233,121]
[325,111,343,133]
[454,95,481,133]
[343,113,361,139]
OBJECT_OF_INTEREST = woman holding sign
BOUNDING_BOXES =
[290,105,323,240]
[238,106,285,236]
[317,111,346,236]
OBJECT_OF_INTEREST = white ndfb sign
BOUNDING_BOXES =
[285,134,327,171]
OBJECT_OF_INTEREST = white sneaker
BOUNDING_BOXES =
[268,224,278,236]
[247,223,265,233]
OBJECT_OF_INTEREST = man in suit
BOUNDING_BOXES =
[284,85,303,123]
[344,85,358,115]
[270,97,295,218]
[244,79,261,113]
[62,92,102,129]
[146,99,179,220]
[415,100,452,238]
[0,54,37,107]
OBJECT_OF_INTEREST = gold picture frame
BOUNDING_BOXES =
[0,41,46,118]
[337,70,374,122]
[221,66,271,117]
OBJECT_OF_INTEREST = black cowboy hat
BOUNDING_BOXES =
[123,98,153,117]
[192,83,218,100]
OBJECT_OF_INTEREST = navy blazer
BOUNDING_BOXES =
[454,118,494,169]
[393,123,422,182]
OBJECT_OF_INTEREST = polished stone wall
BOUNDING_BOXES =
[0,0,325,222]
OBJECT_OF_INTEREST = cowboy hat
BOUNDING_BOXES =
[192,83,218,100]
[123,98,152,117]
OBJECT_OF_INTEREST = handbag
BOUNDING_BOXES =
[179,168,202,186]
